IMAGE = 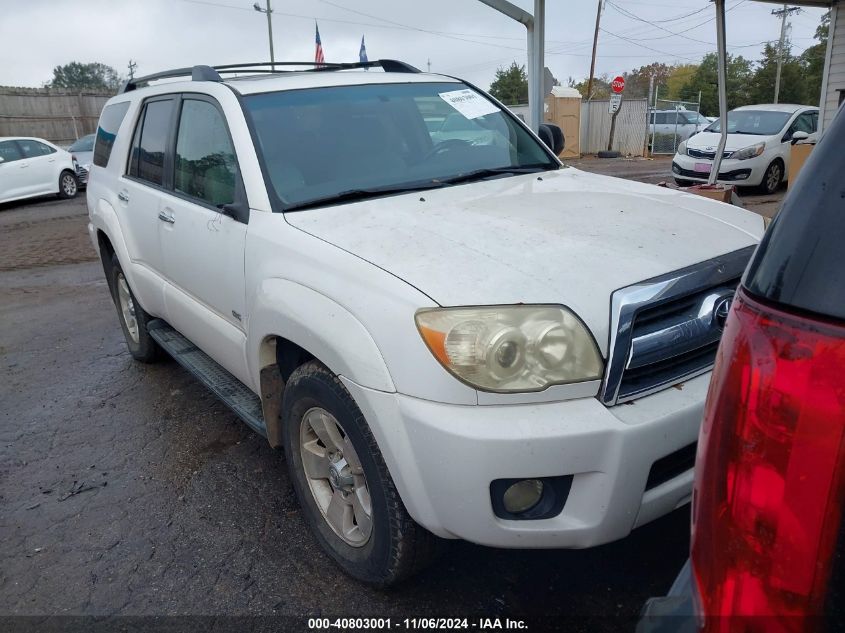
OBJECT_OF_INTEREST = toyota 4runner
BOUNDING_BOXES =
[87,60,765,586]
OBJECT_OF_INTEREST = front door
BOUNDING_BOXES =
[0,140,27,201]
[16,139,59,196]
[158,95,248,382]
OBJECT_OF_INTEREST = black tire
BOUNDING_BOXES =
[758,160,784,195]
[105,252,161,363]
[674,178,694,187]
[597,150,621,159]
[57,170,78,199]
[282,361,442,587]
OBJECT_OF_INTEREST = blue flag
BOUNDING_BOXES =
[359,35,368,65]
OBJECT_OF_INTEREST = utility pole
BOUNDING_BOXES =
[127,59,137,81]
[586,0,604,100]
[427,58,431,73]
[772,4,801,104]
[253,1,275,70]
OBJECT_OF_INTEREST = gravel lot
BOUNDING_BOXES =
[1,183,704,631]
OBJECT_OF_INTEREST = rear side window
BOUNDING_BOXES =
[0,140,24,163]
[18,140,55,157]
[93,102,130,168]
[174,99,237,206]
[128,98,175,186]
[744,103,845,322]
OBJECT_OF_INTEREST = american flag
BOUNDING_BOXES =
[315,22,325,64]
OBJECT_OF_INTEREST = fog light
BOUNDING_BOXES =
[502,479,544,514]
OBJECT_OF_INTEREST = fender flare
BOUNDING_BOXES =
[248,278,396,445]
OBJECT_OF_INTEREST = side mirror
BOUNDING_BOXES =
[538,123,565,156]
[790,130,809,145]
[0,156,5,164]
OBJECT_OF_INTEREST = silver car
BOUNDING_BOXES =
[68,133,95,187]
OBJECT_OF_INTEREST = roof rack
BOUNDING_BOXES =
[119,59,421,93]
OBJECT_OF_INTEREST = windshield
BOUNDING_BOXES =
[69,134,95,152]
[244,81,557,210]
[705,110,792,135]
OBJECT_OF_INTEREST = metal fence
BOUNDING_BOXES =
[0,86,113,147]
[580,98,648,156]
[649,96,703,155]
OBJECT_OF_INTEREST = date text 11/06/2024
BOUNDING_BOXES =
[308,618,529,630]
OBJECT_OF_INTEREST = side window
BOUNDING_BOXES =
[0,140,23,163]
[18,140,55,157]
[791,113,814,135]
[654,113,668,124]
[94,102,130,167]
[811,111,819,132]
[129,99,175,186]
[174,99,237,207]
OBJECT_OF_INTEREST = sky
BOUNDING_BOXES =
[0,0,828,90]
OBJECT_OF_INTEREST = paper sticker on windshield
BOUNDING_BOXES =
[438,89,499,120]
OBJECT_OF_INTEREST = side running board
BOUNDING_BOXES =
[147,320,267,438]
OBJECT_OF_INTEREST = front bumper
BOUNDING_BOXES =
[672,152,765,186]
[342,372,709,548]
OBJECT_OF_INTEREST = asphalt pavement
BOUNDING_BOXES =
[1,189,695,631]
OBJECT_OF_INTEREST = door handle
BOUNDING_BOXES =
[117,191,129,203]
[158,210,175,224]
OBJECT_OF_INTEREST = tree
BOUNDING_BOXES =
[489,62,528,105]
[49,62,122,91]
[800,10,831,104]
[749,42,804,105]
[623,63,673,99]
[664,64,698,101]
[679,53,753,116]
[572,73,611,99]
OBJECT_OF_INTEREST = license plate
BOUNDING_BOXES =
[694,162,712,174]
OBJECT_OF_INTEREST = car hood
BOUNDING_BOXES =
[285,169,763,354]
[72,150,94,166]
[687,131,770,153]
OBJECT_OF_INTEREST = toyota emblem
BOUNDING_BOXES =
[713,296,733,329]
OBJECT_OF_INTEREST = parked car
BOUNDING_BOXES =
[672,103,819,194]
[0,136,78,204]
[639,103,845,632]
[68,133,96,188]
[650,109,711,143]
[87,60,765,587]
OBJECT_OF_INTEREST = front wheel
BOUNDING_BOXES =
[758,160,784,195]
[282,361,442,587]
[57,170,78,199]
[674,177,694,187]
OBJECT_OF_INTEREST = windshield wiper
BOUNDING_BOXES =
[282,165,553,212]
[437,164,552,186]
[283,181,448,212]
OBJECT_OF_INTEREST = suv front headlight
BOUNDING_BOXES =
[415,305,603,393]
[677,140,687,155]
[729,142,766,160]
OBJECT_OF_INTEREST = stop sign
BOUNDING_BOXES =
[611,76,625,94]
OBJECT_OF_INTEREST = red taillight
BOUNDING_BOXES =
[691,288,845,632]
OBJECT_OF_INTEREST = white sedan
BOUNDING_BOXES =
[671,104,818,194]
[0,136,78,205]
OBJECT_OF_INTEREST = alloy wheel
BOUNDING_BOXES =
[299,407,373,547]
[62,173,77,197]
[116,273,140,344]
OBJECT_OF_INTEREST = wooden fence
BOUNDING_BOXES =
[0,86,113,147]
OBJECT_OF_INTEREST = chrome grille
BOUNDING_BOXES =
[75,164,89,185]
[687,148,731,160]
[599,246,755,406]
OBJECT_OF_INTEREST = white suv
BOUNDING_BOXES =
[87,60,764,586]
